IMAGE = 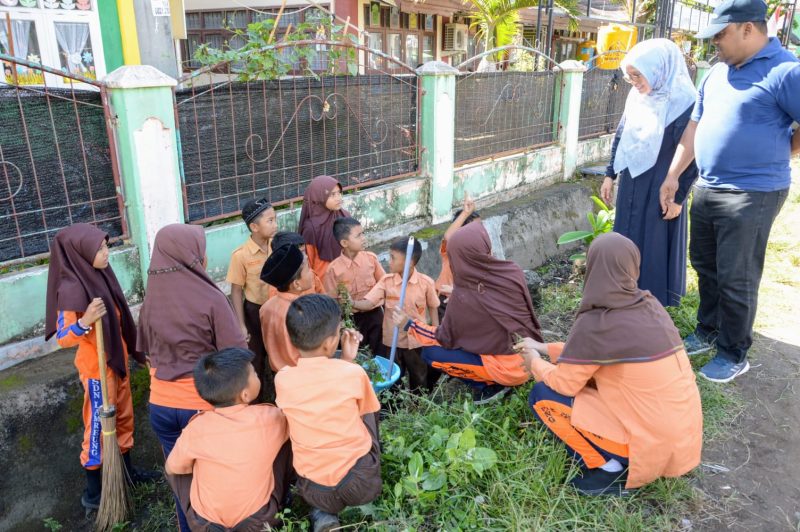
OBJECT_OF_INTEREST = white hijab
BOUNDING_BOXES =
[613,39,697,178]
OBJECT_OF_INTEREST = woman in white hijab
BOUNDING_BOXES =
[600,39,698,307]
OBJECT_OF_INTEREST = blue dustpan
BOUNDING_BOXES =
[370,356,401,393]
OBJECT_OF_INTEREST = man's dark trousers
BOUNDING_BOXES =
[689,186,788,364]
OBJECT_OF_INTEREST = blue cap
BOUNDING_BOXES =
[695,0,767,39]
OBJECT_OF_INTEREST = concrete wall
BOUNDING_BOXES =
[576,134,614,168]
[454,146,564,205]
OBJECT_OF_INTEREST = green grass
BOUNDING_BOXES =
[127,276,731,532]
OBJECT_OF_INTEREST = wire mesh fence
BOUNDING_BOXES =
[174,41,420,224]
[0,55,125,264]
[578,64,628,139]
[454,65,559,165]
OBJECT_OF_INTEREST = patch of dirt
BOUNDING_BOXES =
[694,336,800,531]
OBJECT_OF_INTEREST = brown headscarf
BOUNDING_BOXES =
[137,224,246,381]
[436,222,542,355]
[559,232,683,365]
[45,224,140,377]
[297,175,350,262]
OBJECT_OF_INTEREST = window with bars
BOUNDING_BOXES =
[182,8,320,71]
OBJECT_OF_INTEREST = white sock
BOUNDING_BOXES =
[599,459,624,473]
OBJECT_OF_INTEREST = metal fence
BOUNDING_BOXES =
[174,40,420,224]
[0,54,126,264]
[578,55,628,139]
[453,47,559,165]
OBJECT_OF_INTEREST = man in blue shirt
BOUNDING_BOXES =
[660,0,800,383]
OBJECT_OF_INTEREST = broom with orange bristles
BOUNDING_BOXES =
[94,320,132,531]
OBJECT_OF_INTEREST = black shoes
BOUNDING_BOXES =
[310,508,340,532]
[472,384,511,405]
[122,452,161,486]
[569,467,634,497]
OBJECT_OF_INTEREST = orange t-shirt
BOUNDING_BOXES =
[149,368,213,411]
[305,244,330,280]
[259,292,301,372]
[435,240,453,294]
[363,270,440,349]
[56,309,129,379]
[322,251,385,300]
[165,404,288,528]
[275,357,380,486]
[267,272,323,299]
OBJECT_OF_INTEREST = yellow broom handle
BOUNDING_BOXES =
[95,320,111,412]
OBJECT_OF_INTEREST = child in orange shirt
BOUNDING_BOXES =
[259,244,316,377]
[44,224,155,512]
[436,197,480,321]
[353,237,440,392]
[227,198,278,402]
[275,295,381,532]
[166,348,293,530]
[323,217,386,356]
[267,231,324,298]
[297,175,350,279]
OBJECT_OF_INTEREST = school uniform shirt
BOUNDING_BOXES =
[530,343,702,489]
[363,270,440,349]
[166,404,289,528]
[405,320,529,387]
[305,244,331,280]
[275,357,380,487]
[56,308,129,379]
[267,273,324,300]
[435,240,453,294]
[259,292,302,372]
[322,251,385,301]
[226,237,271,306]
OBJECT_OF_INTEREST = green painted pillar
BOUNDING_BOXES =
[417,61,458,224]
[553,60,586,181]
[104,66,184,283]
[695,61,711,89]
[97,0,125,73]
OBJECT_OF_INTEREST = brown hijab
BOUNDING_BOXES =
[45,224,140,377]
[137,224,246,381]
[437,222,542,354]
[297,175,350,262]
[559,232,683,365]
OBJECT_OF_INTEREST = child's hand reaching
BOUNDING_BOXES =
[463,196,476,217]
[340,328,363,362]
[514,337,547,374]
[391,308,410,329]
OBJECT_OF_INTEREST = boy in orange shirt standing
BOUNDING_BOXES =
[259,245,316,376]
[267,231,324,298]
[166,348,293,531]
[353,237,440,392]
[227,198,278,401]
[323,217,386,356]
[275,295,381,532]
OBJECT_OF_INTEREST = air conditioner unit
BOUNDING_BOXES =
[444,24,469,52]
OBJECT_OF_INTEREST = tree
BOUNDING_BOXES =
[466,0,580,57]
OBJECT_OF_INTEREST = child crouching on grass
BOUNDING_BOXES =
[275,294,382,532]
[165,348,293,531]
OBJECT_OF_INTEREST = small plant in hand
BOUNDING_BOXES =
[557,195,615,262]
[337,282,356,329]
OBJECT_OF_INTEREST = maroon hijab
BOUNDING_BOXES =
[137,224,246,381]
[559,232,683,365]
[297,175,350,262]
[45,224,139,377]
[437,222,542,354]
